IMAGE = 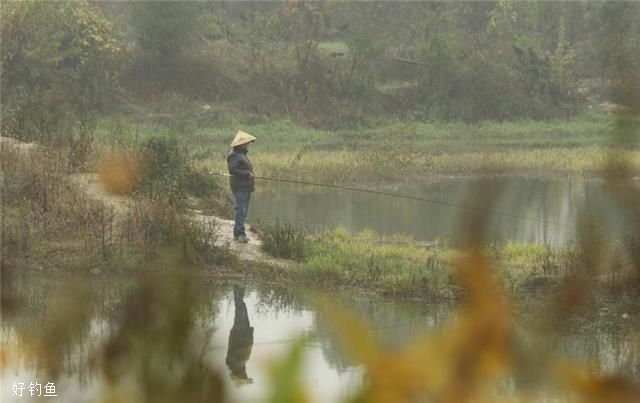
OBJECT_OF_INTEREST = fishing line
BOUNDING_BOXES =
[210,172,567,229]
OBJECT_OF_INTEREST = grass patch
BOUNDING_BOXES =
[258,219,307,260]
[199,146,640,188]
[96,104,640,186]
[288,228,456,299]
[256,226,630,300]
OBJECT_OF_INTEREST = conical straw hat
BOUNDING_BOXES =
[230,130,256,147]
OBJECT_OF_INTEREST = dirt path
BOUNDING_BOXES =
[0,136,38,152]
[189,211,287,265]
[69,173,288,266]
[68,173,132,216]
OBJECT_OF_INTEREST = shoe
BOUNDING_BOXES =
[235,235,249,244]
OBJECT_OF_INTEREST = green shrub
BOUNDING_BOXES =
[135,137,188,205]
[181,219,234,265]
[259,220,307,260]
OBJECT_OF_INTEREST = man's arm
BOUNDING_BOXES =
[228,153,252,177]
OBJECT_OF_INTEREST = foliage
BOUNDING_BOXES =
[190,112,624,185]
[284,228,455,298]
[265,339,309,403]
[0,142,230,266]
[137,137,189,204]
[3,271,226,400]
[3,2,640,401]
[258,219,307,260]
[1,1,121,143]
[317,250,640,403]
[256,223,640,300]
[4,2,640,131]
[97,151,141,195]
[5,238,640,402]
[125,2,226,99]
[129,1,202,61]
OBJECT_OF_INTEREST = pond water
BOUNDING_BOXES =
[2,276,639,402]
[250,176,634,246]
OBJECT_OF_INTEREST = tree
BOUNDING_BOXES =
[1,1,121,143]
[129,1,201,61]
[125,1,215,99]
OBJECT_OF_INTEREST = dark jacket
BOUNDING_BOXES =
[227,148,255,192]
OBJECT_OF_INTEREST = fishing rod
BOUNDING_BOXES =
[210,172,565,228]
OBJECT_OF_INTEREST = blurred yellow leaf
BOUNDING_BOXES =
[321,250,514,403]
[553,360,640,403]
[98,152,141,195]
[267,338,310,403]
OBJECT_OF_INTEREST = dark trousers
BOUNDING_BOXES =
[233,191,251,238]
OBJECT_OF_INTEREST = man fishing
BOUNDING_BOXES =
[227,130,256,243]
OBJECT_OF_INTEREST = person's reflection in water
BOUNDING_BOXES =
[226,285,254,386]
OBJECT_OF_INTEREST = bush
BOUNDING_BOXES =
[135,137,191,206]
[259,220,307,260]
[97,152,141,195]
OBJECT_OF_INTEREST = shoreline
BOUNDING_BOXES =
[7,257,638,336]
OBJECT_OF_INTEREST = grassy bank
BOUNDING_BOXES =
[194,115,639,185]
[94,105,639,186]
[6,103,639,300]
[204,146,640,187]
[255,224,637,301]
